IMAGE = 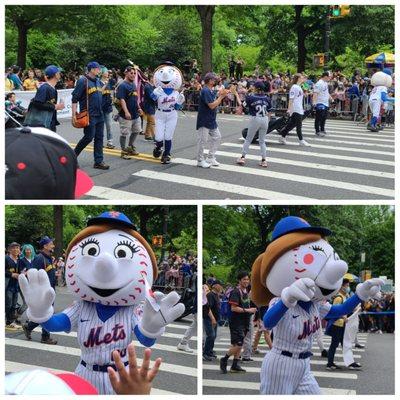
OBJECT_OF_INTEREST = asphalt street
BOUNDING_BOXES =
[56,112,394,200]
[202,324,394,395]
[5,287,197,395]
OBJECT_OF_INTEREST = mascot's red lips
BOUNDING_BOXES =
[318,286,336,296]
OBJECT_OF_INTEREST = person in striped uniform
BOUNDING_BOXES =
[251,216,384,394]
[19,211,185,394]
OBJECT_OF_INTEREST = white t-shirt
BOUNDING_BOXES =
[369,85,387,103]
[289,84,304,115]
[314,79,330,106]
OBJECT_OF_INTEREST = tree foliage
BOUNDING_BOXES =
[203,206,394,283]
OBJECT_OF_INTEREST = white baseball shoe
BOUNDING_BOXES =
[177,343,194,353]
[207,157,220,167]
[197,160,211,168]
[299,139,311,147]
[278,137,287,145]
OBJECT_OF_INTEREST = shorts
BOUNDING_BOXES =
[229,322,249,346]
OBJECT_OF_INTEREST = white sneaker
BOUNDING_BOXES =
[177,343,194,353]
[197,160,211,168]
[299,139,311,147]
[207,158,220,167]
[278,137,287,145]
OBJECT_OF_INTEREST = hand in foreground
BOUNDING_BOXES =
[108,343,162,395]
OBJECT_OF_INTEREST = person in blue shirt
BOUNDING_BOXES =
[8,66,23,91]
[100,67,115,149]
[72,61,110,170]
[22,236,58,345]
[196,72,229,168]
[28,65,65,132]
[143,76,156,141]
[116,66,143,159]
[235,81,272,168]
[5,242,21,328]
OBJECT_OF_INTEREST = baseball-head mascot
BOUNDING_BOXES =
[368,68,394,132]
[150,63,185,164]
[251,216,383,395]
[19,211,185,394]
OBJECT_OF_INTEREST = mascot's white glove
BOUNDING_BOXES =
[176,92,185,105]
[139,291,185,338]
[18,269,55,323]
[153,86,164,98]
[356,278,384,301]
[281,277,316,308]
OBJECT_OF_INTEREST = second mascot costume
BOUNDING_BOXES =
[251,216,383,394]
[19,211,185,394]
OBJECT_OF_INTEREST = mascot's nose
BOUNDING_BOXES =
[93,253,118,282]
[323,259,348,284]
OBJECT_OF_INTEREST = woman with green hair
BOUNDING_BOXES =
[16,244,36,320]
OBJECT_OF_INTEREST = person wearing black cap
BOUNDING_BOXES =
[234,81,272,168]
[24,65,65,132]
[313,72,332,136]
[5,242,21,329]
[196,72,229,168]
[22,236,58,345]
[72,61,110,170]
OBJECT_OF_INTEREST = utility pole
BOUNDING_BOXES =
[323,7,331,71]
[161,206,169,261]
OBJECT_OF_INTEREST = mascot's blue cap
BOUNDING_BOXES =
[271,216,331,241]
[382,68,393,76]
[87,211,136,230]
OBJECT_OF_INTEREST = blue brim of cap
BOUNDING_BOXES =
[273,226,332,241]
[87,217,136,231]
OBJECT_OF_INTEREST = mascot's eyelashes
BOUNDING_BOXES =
[311,245,326,254]
[114,240,139,259]
[80,238,100,256]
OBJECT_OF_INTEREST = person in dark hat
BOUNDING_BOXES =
[196,72,229,168]
[5,242,21,329]
[24,65,65,132]
[22,236,58,345]
[72,61,110,170]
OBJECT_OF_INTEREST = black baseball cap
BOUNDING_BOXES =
[5,127,93,199]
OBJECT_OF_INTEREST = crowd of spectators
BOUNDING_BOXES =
[360,293,395,333]
[154,251,197,290]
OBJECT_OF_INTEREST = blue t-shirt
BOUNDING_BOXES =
[72,75,103,117]
[101,81,113,114]
[32,252,56,288]
[196,86,217,130]
[143,83,156,115]
[32,82,58,130]
[9,74,23,90]
[116,80,139,120]
[245,93,272,117]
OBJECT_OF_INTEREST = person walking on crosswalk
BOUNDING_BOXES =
[313,72,333,137]
[278,73,311,147]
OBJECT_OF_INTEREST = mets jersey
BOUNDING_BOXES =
[268,297,331,354]
[369,86,388,103]
[245,94,272,117]
[156,90,180,111]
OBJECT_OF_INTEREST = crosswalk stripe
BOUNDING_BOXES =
[213,346,364,354]
[221,143,394,166]
[267,137,393,148]
[202,379,356,394]
[30,327,196,341]
[132,170,313,200]
[86,186,162,200]
[6,337,197,356]
[225,141,393,156]
[172,158,393,197]
[5,338,197,376]
[203,364,357,379]
[217,336,367,342]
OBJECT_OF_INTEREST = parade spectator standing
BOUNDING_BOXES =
[26,65,65,132]
[5,67,14,91]
[9,66,24,90]
[278,73,311,147]
[235,58,244,80]
[116,66,142,159]
[22,236,58,345]
[203,280,223,360]
[220,272,256,373]
[196,72,228,168]
[228,57,236,78]
[72,61,110,170]
[100,67,115,149]
[5,242,21,329]
[23,70,40,91]
[143,76,156,141]
[326,278,350,370]
[313,71,332,136]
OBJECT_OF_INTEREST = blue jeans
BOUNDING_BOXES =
[104,111,112,142]
[74,114,104,164]
[203,316,218,356]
